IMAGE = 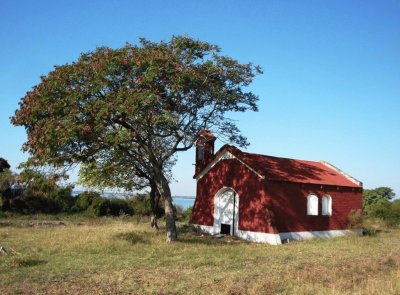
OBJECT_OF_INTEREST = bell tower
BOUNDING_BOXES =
[195,130,216,174]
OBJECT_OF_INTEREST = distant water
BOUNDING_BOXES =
[173,197,195,210]
[72,190,195,210]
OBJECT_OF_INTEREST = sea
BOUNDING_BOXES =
[72,191,195,210]
[172,197,195,210]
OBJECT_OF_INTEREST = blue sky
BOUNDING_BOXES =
[1,0,399,197]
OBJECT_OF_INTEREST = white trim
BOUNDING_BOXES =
[192,224,214,235]
[196,150,265,181]
[279,229,352,241]
[192,224,282,245]
[213,187,239,236]
[307,194,318,216]
[236,229,282,245]
[320,161,362,187]
[192,226,354,244]
[322,195,332,216]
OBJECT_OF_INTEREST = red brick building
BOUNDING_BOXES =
[190,131,363,245]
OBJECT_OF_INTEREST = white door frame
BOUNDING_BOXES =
[213,187,239,235]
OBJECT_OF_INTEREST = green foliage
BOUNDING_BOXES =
[72,191,134,217]
[72,191,102,212]
[128,193,164,217]
[86,197,133,217]
[0,169,17,209]
[348,209,363,229]
[2,169,74,214]
[367,199,400,227]
[363,187,395,211]
[176,206,193,222]
[0,169,16,192]
[11,35,261,193]
[12,36,261,241]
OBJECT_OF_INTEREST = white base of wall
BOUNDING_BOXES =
[192,224,355,245]
[193,224,214,235]
[279,229,352,241]
[236,229,282,245]
[192,224,282,245]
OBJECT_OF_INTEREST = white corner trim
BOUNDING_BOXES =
[196,150,265,181]
[320,161,363,187]
[279,229,352,241]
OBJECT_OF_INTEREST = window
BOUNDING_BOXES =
[322,195,332,216]
[197,145,204,161]
[307,194,318,216]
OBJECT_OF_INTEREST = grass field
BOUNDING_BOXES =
[0,215,399,295]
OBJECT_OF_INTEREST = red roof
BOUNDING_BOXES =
[200,145,361,188]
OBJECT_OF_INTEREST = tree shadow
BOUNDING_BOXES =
[115,232,150,244]
[0,221,14,227]
[178,225,246,245]
[12,258,47,268]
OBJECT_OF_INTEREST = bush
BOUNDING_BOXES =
[86,197,133,217]
[1,169,75,214]
[176,206,193,222]
[87,197,109,216]
[128,194,152,216]
[107,199,133,216]
[128,193,164,217]
[368,199,400,227]
[348,209,363,229]
[72,191,102,212]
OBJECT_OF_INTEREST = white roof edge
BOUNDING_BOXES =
[196,150,265,181]
[320,161,363,187]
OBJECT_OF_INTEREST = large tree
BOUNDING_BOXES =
[78,147,173,228]
[363,187,395,211]
[12,36,261,242]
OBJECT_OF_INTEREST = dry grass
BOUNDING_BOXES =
[0,216,399,294]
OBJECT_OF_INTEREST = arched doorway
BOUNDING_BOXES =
[213,188,239,235]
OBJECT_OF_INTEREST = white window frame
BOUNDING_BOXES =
[307,194,318,216]
[322,195,332,216]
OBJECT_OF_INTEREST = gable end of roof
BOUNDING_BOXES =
[320,161,363,187]
[195,149,265,181]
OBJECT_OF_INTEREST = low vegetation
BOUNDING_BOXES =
[0,216,399,295]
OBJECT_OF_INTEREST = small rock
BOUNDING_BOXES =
[0,246,8,255]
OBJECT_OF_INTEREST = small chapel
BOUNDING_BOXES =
[190,130,363,245]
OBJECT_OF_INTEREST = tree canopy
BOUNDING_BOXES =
[0,158,10,173]
[363,187,395,211]
[12,36,262,241]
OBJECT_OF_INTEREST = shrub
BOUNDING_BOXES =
[348,209,363,229]
[368,199,400,227]
[72,191,102,212]
[2,169,76,214]
[107,199,133,216]
[86,197,133,217]
[128,193,164,217]
[128,194,152,216]
[177,206,193,222]
[87,197,109,216]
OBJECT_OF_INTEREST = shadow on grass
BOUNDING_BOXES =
[0,221,14,227]
[115,232,150,244]
[177,224,246,245]
[11,258,47,268]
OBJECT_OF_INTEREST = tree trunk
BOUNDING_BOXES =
[154,171,177,242]
[164,194,177,242]
[149,183,160,230]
